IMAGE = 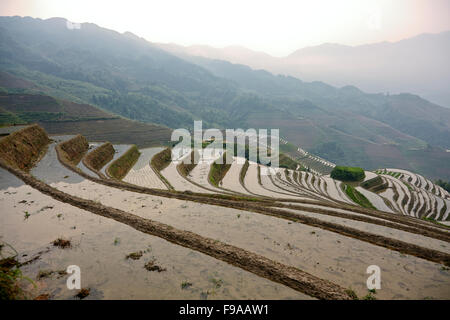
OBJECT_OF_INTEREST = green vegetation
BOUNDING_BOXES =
[107,145,140,180]
[343,184,376,209]
[181,281,193,289]
[125,251,144,260]
[59,135,89,165]
[361,176,383,189]
[360,175,388,193]
[362,292,377,300]
[0,243,35,300]
[344,288,358,300]
[435,179,450,193]
[376,169,403,179]
[84,142,115,171]
[150,147,174,189]
[209,154,232,187]
[240,160,250,184]
[151,148,172,172]
[422,217,450,229]
[177,150,198,177]
[0,124,50,171]
[402,181,414,192]
[0,93,171,148]
[331,166,365,182]
[0,93,116,126]
[279,153,300,170]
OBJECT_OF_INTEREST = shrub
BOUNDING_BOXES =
[331,166,365,182]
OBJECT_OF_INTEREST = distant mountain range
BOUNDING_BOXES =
[158,31,450,108]
[0,16,449,180]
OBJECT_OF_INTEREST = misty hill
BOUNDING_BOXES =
[0,16,449,180]
[159,31,450,108]
[0,89,171,147]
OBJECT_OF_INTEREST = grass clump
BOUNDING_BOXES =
[59,134,89,165]
[362,289,377,300]
[0,242,35,300]
[361,176,383,190]
[343,184,376,209]
[209,277,223,289]
[181,281,193,289]
[84,142,115,171]
[331,165,365,182]
[209,153,231,187]
[52,238,71,248]
[403,181,414,192]
[345,288,358,300]
[144,259,166,272]
[422,217,450,229]
[126,251,143,260]
[0,124,50,171]
[75,288,90,299]
[151,147,172,171]
[177,150,198,177]
[107,145,140,179]
[239,160,249,184]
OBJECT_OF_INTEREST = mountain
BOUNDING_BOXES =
[0,16,449,180]
[159,31,450,108]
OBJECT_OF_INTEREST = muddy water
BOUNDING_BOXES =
[282,207,450,254]
[288,203,401,224]
[221,157,252,195]
[0,169,311,300]
[355,187,394,213]
[260,171,298,197]
[52,178,450,299]
[188,154,226,194]
[76,143,101,178]
[273,175,330,202]
[321,177,352,203]
[161,161,214,194]
[244,163,292,198]
[31,136,83,185]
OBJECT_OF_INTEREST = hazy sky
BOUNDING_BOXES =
[1,0,450,56]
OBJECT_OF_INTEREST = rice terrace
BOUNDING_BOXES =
[0,1,450,310]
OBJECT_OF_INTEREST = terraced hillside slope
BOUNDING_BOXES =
[0,92,172,148]
[1,125,449,300]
